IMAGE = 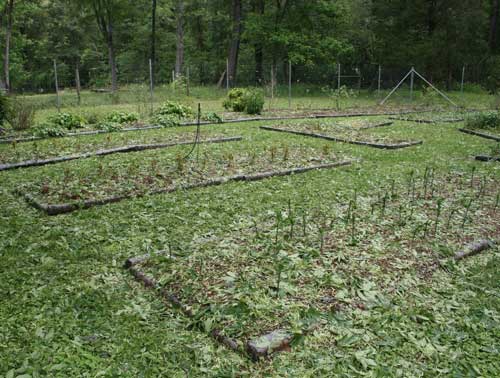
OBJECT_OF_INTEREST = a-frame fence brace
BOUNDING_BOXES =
[380,67,458,107]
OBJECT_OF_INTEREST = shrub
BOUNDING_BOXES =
[151,114,180,128]
[0,92,9,127]
[243,89,265,115]
[33,123,67,138]
[105,111,139,125]
[7,100,36,131]
[223,88,246,112]
[465,112,500,130]
[48,112,86,130]
[223,88,265,114]
[156,101,193,119]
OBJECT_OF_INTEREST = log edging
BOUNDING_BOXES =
[0,108,440,145]
[389,117,464,124]
[260,126,422,150]
[475,155,500,162]
[459,128,500,142]
[0,136,243,172]
[18,160,354,215]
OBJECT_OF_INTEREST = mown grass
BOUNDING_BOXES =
[1,100,499,377]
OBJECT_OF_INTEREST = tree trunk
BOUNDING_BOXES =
[254,0,264,84]
[227,0,242,87]
[3,0,14,93]
[107,22,117,92]
[490,0,499,51]
[151,0,157,82]
[175,0,184,78]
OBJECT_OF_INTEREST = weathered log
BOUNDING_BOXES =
[454,239,496,261]
[459,128,500,142]
[129,266,158,288]
[358,121,394,130]
[389,116,464,124]
[0,136,243,171]
[20,160,353,215]
[246,329,293,361]
[475,155,500,162]
[260,126,422,150]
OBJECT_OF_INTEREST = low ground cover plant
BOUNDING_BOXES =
[465,111,500,131]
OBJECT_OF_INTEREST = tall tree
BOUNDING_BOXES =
[490,0,499,51]
[175,0,184,77]
[89,0,118,92]
[3,0,14,92]
[227,0,242,86]
[253,0,264,84]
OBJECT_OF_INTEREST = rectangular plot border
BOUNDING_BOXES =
[389,116,464,124]
[459,128,500,142]
[17,160,354,216]
[260,126,423,150]
[125,251,294,361]
[0,136,243,172]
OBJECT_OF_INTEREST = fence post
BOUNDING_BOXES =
[186,66,190,96]
[288,60,292,109]
[410,67,415,102]
[337,63,341,89]
[75,62,81,106]
[54,59,61,112]
[378,65,382,96]
[226,59,230,91]
[149,59,154,113]
[461,65,466,94]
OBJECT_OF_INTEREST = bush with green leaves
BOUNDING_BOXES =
[223,88,265,114]
[223,88,247,112]
[151,114,180,128]
[7,100,36,131]
[105,111,139,125]
[0,92,9,127]
[97,121,123,132]
[32,123,67,138]
[322,85,357,111]
[155,101,193,119]
[48,112,86,130]
[465,111,500,130]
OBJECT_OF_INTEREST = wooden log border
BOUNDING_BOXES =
[459,128,500,142]
[18,160,354,216]
[260,126,423,150]
[453,239,496,261]
[475,155,500,162]
[125,252,291,359]
[0,136,243,172]
[0,109,438,145]
[389,116,464,124]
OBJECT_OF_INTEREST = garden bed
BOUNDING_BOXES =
[122,168,500,360]
[17,144,353,215]
[260,125,422,149]
[0,136,242,171]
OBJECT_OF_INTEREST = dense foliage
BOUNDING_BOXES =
[0,0,499,92]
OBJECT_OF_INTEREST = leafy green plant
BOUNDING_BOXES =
[151,114,180,128]
[156,101,193,119]
[105,111,139,125]
[223,88,264,114]
[322,85,356,111]
[97,121,123,132]
[32,123,67,137]
[465,111,500,130]
[48,112,86,130]
[202,112,223,123]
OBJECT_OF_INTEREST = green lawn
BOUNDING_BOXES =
[1,97,499,377]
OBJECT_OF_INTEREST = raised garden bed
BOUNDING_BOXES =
[0,108,436,145]
[260,126,422,149]
[0,136,242,172]
[459,128,500,142]
[122,169,500,360]
[17,143,353,215]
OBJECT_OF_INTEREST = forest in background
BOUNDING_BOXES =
[0,0,500,93]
